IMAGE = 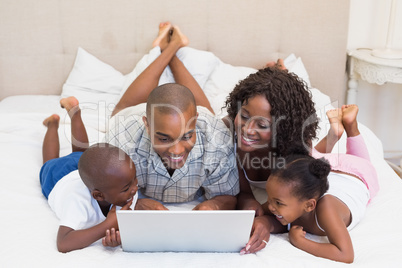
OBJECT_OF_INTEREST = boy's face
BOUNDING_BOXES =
[143,106,197,170]
[101,160,138,207]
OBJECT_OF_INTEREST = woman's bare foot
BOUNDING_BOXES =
[265,58,287,71]
[43,114,60,127]
[169,25,189,48]
[342,104,360,137]
[152,22,172,49]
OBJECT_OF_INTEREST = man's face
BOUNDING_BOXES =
[143,105,197,170]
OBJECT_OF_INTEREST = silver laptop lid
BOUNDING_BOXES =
[116,210,254,252]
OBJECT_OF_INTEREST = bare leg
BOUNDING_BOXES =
[314,108,344,153]
[168,26,214,114]
[60,97,89,152]
[342,104,370,160]
[42,114,60,164]
[112,22,184,116]
[342,104,360,137]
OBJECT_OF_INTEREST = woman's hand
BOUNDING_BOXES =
[240,198,265,217]
[240,215,271,254]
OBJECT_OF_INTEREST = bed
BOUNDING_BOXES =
[1,0,402,267]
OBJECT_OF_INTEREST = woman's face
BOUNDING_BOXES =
[234,94,272,152]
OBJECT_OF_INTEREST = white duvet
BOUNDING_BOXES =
[1,52,402,267]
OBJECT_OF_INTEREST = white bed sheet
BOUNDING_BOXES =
[1,92,402,267]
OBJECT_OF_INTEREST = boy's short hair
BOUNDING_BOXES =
[78,143,133,190]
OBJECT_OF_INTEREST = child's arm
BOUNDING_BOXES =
[57,201,132,253]
[288,198,354,263]
[57,218,116,253]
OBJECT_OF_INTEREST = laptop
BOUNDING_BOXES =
[116,210,255,252]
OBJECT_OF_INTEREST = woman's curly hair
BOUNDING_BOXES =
[225,67,318,156]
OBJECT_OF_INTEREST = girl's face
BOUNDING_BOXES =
[234,94,272,152]
[266,176,310,226]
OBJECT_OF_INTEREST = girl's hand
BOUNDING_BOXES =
[289,225,306,246]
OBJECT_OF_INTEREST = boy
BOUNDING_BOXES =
[40,97,138,253]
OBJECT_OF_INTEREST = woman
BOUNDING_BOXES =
[224,66,319,254]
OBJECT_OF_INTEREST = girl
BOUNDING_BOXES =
[265,105,379,263]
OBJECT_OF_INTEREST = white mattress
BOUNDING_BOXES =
[1,89,402,266]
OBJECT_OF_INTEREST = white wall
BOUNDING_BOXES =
[348,0,402,159]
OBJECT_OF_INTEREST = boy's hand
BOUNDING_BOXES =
[105,199,133,228]
[105,205,119,228]
[102,228,121,247]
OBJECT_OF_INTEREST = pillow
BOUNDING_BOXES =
[62,46,220,130]
[120,47,220,98]
[284,53,311,87]
[203,59,257,117]
[61,47,127,132]
[203,53,314,117]
[61,47,125,108]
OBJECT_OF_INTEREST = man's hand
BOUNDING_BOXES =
[192,200,219,210]
[135,198,168,210]
[193,195,236,210]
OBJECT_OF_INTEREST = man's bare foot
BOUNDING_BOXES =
[327,108,344,141]
[170,25,189,48]
[152,22,172,49]
[43,114,60,127]
[342,104,360,137]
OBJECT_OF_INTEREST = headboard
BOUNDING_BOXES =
[0,0,350,104]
